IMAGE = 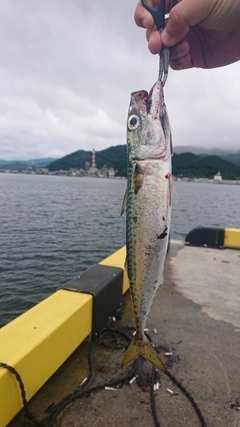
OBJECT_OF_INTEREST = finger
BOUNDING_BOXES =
[162,0,210,46]
[165,0,180,14]
[135,0,175,27]
[170,53,193,70]
[169,39,190,61]
[134,2,155,30]
[147,29,163,54]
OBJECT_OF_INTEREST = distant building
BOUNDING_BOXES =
[92,149,96,168]
[213,170,222,183]
[38,168,48,175]
[88,148,98,175]
[85,161,90,171]
[97,165,108,178]
[108,167,115,178]
[88,167,98,175]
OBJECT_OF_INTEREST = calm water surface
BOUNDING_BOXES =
[0,173,239,326]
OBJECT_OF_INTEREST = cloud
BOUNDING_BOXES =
[167,66,240,149]
[0,0,239,160]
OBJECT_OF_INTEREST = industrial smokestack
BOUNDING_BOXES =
[92,149,96,168]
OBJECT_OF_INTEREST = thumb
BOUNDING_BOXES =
[162,0,208,46]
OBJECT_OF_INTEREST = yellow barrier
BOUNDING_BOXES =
[0,246,128,427]
[99,246,129,293]
[224,228,240,248]
[0,290,92,427]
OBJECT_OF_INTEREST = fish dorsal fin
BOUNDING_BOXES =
[120,189,127,216]
[124,256,128,276]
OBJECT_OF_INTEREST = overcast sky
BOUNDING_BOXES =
[0,0,240,160]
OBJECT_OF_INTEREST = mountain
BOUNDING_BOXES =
[31,158,59,167]
[0,161,29,170]
[93,145,127,177]
[2,147,240,180]
[172,152,240,180]
[222,153,240,167]
[47,145,127,177]
[47,150,92,171]
[0,158,58,169]
[174,145,238,156]
[48,146,240,180]
[174,146,240,167]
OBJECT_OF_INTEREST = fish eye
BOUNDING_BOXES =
[128,114,140,131]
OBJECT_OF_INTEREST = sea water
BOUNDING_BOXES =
[0,173,239,325]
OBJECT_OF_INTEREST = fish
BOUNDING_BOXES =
[121,80,173,373]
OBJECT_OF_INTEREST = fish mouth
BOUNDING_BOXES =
[128,81,169,161]
[130,81,163,117]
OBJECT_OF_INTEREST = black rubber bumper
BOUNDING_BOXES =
[185,226,224,249]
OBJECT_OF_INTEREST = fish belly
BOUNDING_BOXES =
[126,159,171,337]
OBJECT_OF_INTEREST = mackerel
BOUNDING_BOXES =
[122,80,173,372]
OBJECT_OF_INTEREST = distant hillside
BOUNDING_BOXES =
[174,145,239,156]
[0,161,29,170]
[48,146,240,180]
[3,147,239,179]
[221,153,240,167]
[174,146,240,168]
[0,157,58,169]
[47,150,92,171]
[172,152,199,169]
[172,152,240,179]
[47,145,127,177]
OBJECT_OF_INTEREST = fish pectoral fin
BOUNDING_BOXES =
[121,337,166,373]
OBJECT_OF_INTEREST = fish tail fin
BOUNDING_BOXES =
[121,337,166,373]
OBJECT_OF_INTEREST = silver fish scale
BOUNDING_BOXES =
[122,81,172,371]
[126,158,171,339]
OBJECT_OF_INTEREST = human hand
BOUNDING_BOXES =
[134,0,240,70]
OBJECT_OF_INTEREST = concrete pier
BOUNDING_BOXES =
[8,241,240,427]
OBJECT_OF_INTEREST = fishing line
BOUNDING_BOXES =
[1,326,207,427]
[0,362,45,427]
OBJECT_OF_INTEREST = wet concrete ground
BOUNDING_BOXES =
[8,241,240,427]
